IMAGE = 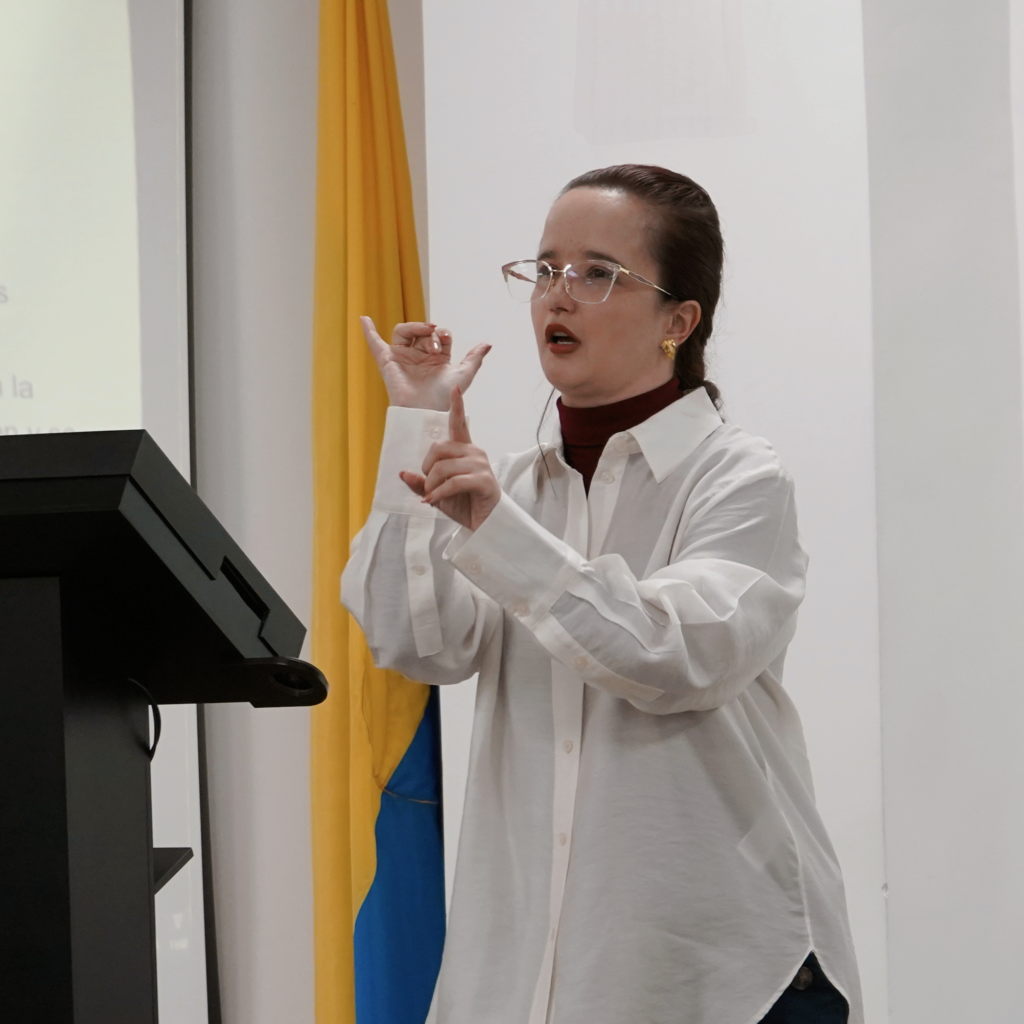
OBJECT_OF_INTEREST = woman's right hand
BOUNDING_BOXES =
[361,316,491,411]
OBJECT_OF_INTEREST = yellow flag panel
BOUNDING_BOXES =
[310,0,429,1019]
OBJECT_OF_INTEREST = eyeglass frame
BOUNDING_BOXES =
[501,258,680,305]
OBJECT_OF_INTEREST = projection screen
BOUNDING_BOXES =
[0,1,211,1020]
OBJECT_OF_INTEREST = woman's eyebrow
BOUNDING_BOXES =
[536,248,625,265]
[584,249,623,265]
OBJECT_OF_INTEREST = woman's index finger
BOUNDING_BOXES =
[448,386,472,443]
[392,321,437,346]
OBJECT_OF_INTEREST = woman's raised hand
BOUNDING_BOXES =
[399,385,501,531]
[361,316,492,411]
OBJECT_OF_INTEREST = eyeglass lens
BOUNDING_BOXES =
[504,260,618,304]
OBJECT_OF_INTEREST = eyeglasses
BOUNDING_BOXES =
[501,259,678,305]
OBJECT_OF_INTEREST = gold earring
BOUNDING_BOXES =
[661,338,677,359]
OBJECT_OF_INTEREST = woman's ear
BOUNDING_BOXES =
[666,300,702,345]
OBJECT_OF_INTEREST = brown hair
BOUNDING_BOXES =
[560,164,723,407]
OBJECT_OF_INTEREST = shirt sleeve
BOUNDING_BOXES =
[340,405,502,686]
[444,451,806,714]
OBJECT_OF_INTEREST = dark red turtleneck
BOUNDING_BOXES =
[557,376,686,493]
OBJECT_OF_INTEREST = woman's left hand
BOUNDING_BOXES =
[400,386,501,531]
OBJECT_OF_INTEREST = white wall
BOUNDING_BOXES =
[863,1,1024,1020]
[389,0,430,297]
[422,0,888,1019]
[190,0,320,1020]
[131,0,190,474]
[187,2,425,1020]
[128,5,212,1019]
[184,2,1024,1022]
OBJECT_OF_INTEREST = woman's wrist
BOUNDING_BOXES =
[384,376,454,412]
[390,395,451,412]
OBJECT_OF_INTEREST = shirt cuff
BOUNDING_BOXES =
[446,492,583,626]
[371,405,449,517]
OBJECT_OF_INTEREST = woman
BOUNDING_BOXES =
[343,165,861,1024]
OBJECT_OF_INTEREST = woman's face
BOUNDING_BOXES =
[531,187,699,408]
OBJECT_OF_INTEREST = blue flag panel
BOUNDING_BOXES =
[354,688,445,1024]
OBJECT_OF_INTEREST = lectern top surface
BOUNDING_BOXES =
[0,429,164,480]
[0,429,306,667]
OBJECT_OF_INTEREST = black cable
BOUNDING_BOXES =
[128,678,162,761]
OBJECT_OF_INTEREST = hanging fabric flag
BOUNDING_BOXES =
[310,1,444,1022]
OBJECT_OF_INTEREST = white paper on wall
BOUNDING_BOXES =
[573,0,756,144]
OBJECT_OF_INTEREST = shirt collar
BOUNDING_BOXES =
[535,386,723,494]
[628,386,723,482]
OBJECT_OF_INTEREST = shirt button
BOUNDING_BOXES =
[563,739,573,753]
[411,564,426,576]
[600,470,615,484]
[791,965,814,991]
[466,559,481,574]
[558,832,567,846]
[572,655,588,670]
[514,601,530,617]
[428,426,442,439]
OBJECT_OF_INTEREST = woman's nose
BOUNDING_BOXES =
[546,269,573,308]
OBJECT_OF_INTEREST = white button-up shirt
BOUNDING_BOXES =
[342,388,862,1024]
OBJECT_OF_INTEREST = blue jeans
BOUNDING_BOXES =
[757,954,849,1024]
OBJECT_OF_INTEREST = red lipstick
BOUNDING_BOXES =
[544,323,581,352]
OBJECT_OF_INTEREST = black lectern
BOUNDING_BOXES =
[0,430,328,1023]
